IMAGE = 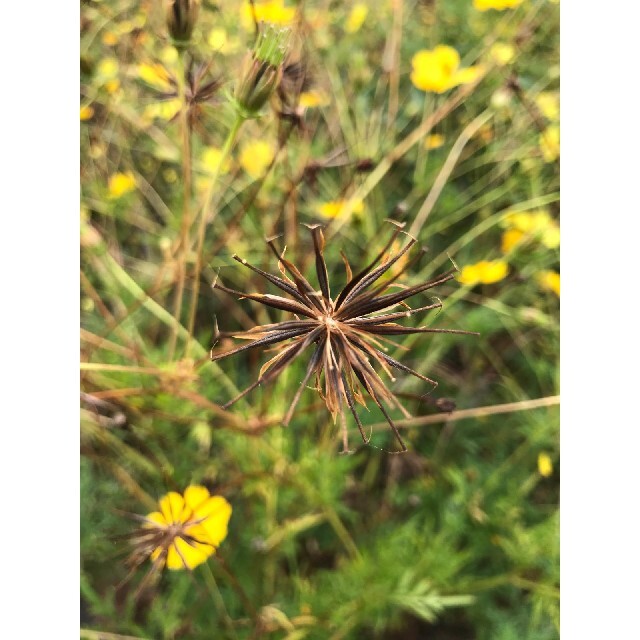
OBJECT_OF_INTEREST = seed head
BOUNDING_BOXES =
[211,223,477,453]
[165,0,201,46]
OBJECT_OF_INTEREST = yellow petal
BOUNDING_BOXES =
[537,271,560,296]
[195,496,233,546]
[478,260,509,284]
[542,226,560,249]
[97,57,119,80]
[535,92,560,121]
[138,63,173,91]
[159,491,186,524]
[424,133,445,150]
[540,125,560,162]
[432,45,460,75]
[108,172,136,198]
[80,105,94,121]
[457,264,481,286]
[239,140,275,179]
[501,228,525,253]
[538,452,554,477]
[345,4,368,33]
[166,536,214,570]
[299,90,330,108]
[452,65,483,86]
[145,511,168,527]
[201,147,232,175]
[183,485,211,513]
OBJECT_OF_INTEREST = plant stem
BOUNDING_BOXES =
[202,562,238,638]
[185,114,244,356]
[169,48,193,361]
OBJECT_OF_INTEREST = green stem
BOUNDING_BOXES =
[202,562,238,638]
[169,47,193,361]
[186,114,244,356]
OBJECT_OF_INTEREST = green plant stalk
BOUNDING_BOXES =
[169,47,193,361]
[186,114,244,356]
[202,562,238,638]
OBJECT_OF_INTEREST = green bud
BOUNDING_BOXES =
[232,24,291,118]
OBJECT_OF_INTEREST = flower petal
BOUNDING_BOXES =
[159,491,186,525]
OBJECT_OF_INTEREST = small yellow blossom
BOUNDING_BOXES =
[240,0,296,30]
[299,90,330,109]
[473,0,523,11]
[80,105,94,121]
[97,57,119,81]
[108,172,136,198]
[138,63,173,92]
[160,46,179,66]
[535,92,559,121]
[201,147,232,176]
[424,133,446,150]
[143,99,182,123]
[537,270,560,297]
[457,260,509,285]
[411,45,482,94]
[318,199,364,219]
[345,4,368,33]
[501,228,525,253]
[490,42,515,66]
[142,486,232,570]
[502,209,559,249]
[540,125,560,162]
[239,140,275,179]
[538,452,553,477]
[105,79,121,94]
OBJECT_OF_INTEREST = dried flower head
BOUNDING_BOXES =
[165,0,201,45]
[124,486,231,592]
[211,223,477,453]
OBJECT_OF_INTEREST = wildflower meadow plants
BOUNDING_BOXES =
[81,0,559,638]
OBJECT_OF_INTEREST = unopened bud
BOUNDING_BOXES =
[232,24,291,118]
[165,0,200,46]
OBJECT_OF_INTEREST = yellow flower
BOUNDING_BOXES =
[299,90,330,108]
[537,270,560,296]
[317,199,364,219]
[473,0,523,11]
[97,57,119,81]
[138,63,173,92]
[240,0,296,30]
[201,147,232,175]
[142,99,182,123]
[502,209,559,249]
[457,260,509,285]
[108,172,136,198]
[538,452,553,477]
[540,125,560,162]
[101,31,119,46]
[424,133,446,150]
[80,105,94,121]
[239,140,275,179]
[411,45,482,94]
[535,92,559,121]
[345,4,368,33]
[141,486,232,570]
[501,228,525,253]
[490,42,515,66]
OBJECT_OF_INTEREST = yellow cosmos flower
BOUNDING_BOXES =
[490,42,515,66]
[239,140,275,179]
[411,45,482,94]
[299,90,330,109]
[141,486,232,570]
[502,209,559,249]
[424,133,446,149]
[457,260,509,285]
[80,105,94,121]
[473,0,523,11]
[345,4,368,33]
[538,452,553,477]
[138,63,173,92]
[537,270,560,297]
[317,199,364,219]
[108,172,136,198]
[535,92,559,121]
[240,0,296,30]
[540,125,560,162]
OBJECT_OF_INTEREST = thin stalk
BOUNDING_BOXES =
[186,114,244,356]
[169,48,193,361]
[202,562,238,638]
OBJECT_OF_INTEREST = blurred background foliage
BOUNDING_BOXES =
[80,0,559,637]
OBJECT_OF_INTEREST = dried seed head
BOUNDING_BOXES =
[211,224,478,454]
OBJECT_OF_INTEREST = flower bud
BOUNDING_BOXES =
[232,24,291,118]
[165,0,200,46]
